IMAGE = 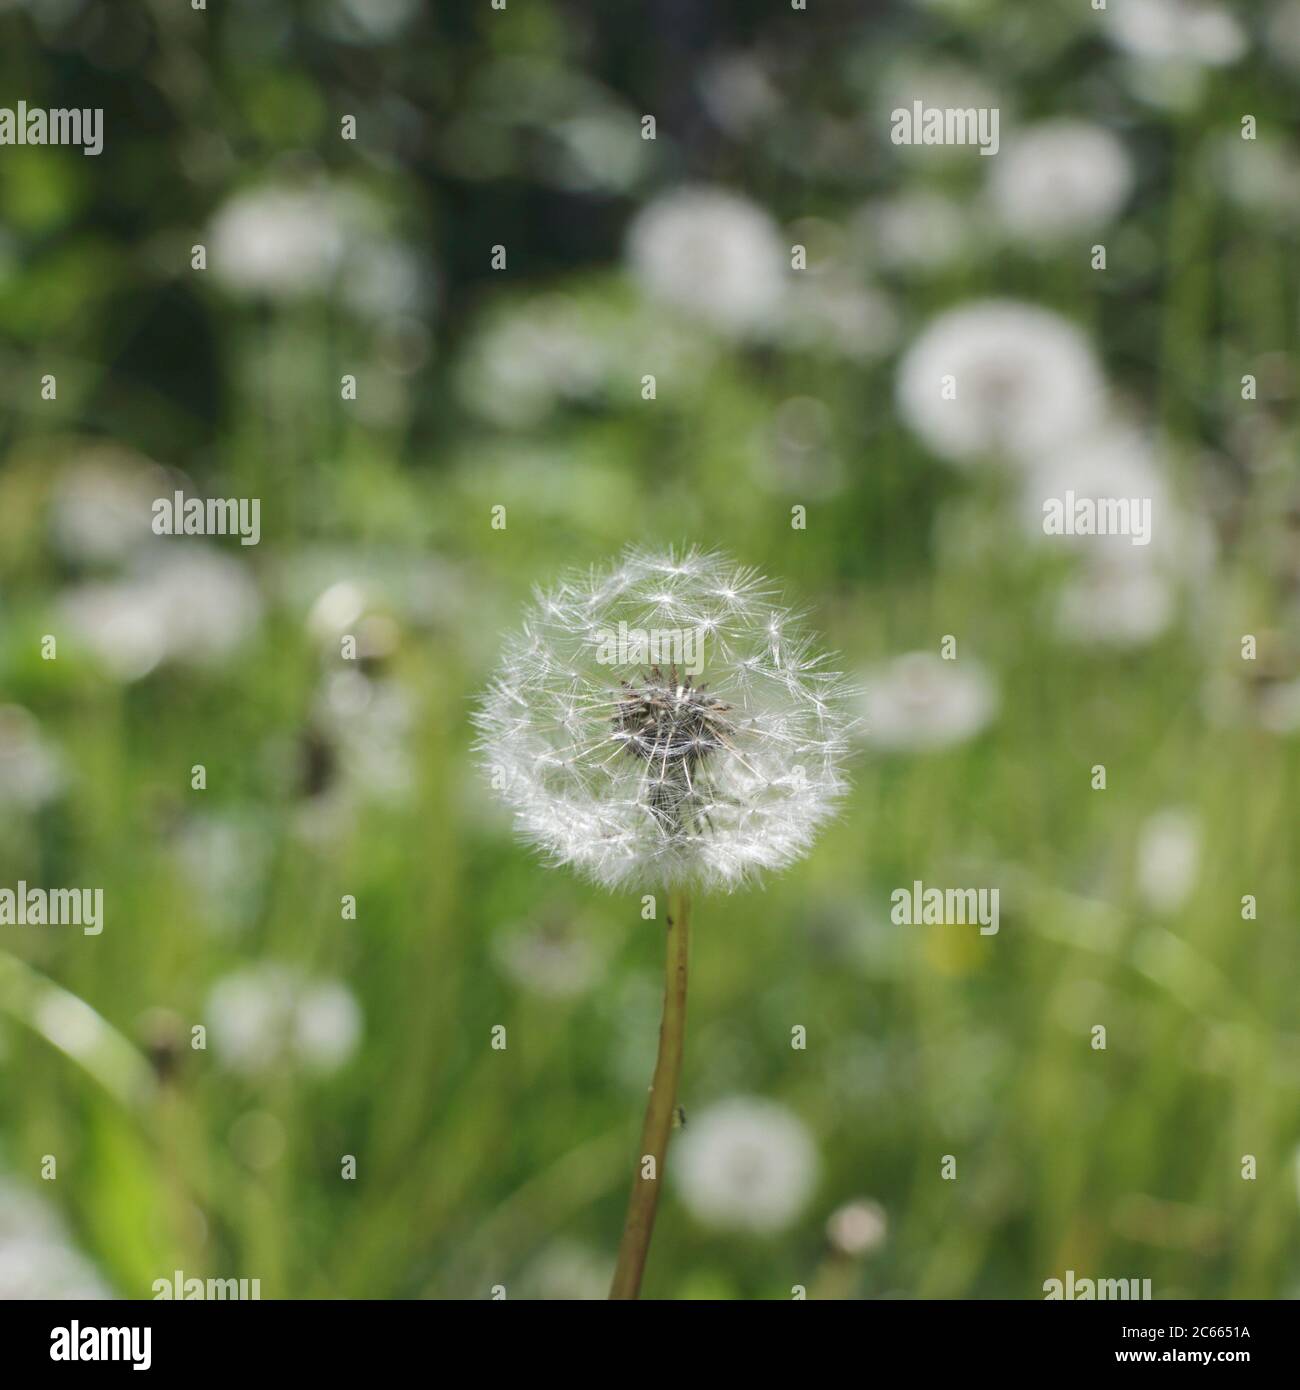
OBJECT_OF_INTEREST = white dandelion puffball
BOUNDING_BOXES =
[1053,553,1176,647]
[207,965,362,1075]
[49,450,159,563]
[1106,0,1247,67]
[0,1237,110,1300]
[60,546,262,681]
[492,913,605,999]
[1137,808,1202,913]
[208,185,350,298]
[858,190,969,272]
[826,1198,888,1256]
[455,293,615,428]
[0,706,64,812]
[456,289,711,428]
[673,1097,819,1234]
[858,651,998,752]
[779,274,899,361]
[990,121,1134,242]
[626,186,786,337]
[0,1180,112,1300]
[475,548,854,892]
[208,182,426,316]
[1017,426,1172,554]
[895,300,1107,467]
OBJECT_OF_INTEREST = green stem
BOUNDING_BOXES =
[609,889,691,1299]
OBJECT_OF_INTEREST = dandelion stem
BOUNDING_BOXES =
[609,888,690,1299]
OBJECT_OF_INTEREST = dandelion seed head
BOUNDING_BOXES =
[1018,426,1171,554]
[856,651,998,752]
[207,964,362,1076]
[857,190,968,272]
[896,300,1106,467]
[0,706,64,812]
[826,1197,888,1256]
[1055,556,1177,647]
[990,121,1134,243]
[1137,808,1201,914]
[208,184,351,299]
[1106,0,1247,68]
[475,548,854,891]
[626,186,786,338]
[0,1179,112,1300]
[673,1096,819,1233]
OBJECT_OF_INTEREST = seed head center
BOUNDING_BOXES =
[612,665,733,767]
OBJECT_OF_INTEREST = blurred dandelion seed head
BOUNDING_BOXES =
[626,185,786,338]
[673,1096,819,1234]
[207,965,362,1076]
[896,300,1107,466]
[1137,808,1202,914]
[1106,0,1247,68]
[990,121,1134,243]
[0,1179,112,1300]
[0,706,65,812]
[857,652,998,752]
[826,1197,888,1256]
